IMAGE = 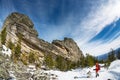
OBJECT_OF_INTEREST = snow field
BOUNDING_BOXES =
[46,60,120,80]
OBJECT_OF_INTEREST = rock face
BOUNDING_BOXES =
[0,54,9,79]
[1,12,83,64]
[52,38,83,62]
[0,53,32,80]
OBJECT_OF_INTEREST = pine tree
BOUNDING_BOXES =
[56,56,64,70]
[80,57,86,68]
[1,27,7,44]
[29,52,35,63]
[7,40,15,50]
[14,43,21,59]
[107,49,116,66]
[44,54,55,69]
[117,51,120,59]
[85,53,95,67]
[108,49,116,62]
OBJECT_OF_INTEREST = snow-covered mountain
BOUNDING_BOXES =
[98,48,120,60]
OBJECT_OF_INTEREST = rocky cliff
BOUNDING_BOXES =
[52,38,83,62]
[1,12,83,68]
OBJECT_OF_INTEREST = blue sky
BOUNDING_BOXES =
[0,0,120,56]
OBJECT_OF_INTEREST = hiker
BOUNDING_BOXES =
[95,62,100,77]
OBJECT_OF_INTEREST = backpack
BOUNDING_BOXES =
[98,65,100,70]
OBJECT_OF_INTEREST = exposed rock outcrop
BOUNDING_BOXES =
[0,54,9,79]
[52,37,83,62]
[1,12,83,66]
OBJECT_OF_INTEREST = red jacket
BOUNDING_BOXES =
[96,63,100,73]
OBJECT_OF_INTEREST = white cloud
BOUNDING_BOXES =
[47,0,120,56]
[81,36,120,56]
[74,0,120,39]
[72,0,120,55]
[1,0,120,56]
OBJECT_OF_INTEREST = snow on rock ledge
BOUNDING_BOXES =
[1,45,12,57]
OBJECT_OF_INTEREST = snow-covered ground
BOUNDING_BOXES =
[1,45,120,80]
[46,60,120,80]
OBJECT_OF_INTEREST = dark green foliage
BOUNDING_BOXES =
[106,49,116,66]
[44,54,81,71]
[43,48,118,70]
[17,33,23,42]
[68,61,78,69]
[117,51,120,59]
[85,54,96,67]
[55,56,80,71]
[44,53,98,70]
[1,27,7,44]
[44,54,55,69]
[9,33,22,62]
[79,54,99,68]
[29,52,35,63]
[98,59,104,63]
[55,56,67,71]
[28,51,40,65]
[22,51,40,67]
[14,43,21,59]
[7,40,15,50]
[11,42,21,63]
[108,49,116,61]
[55,55,63,70]
[80,57,87,68]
